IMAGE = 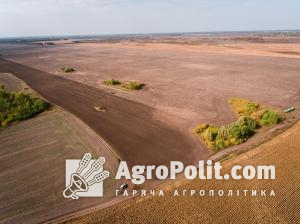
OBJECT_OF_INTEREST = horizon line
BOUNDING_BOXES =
[1,29,300,40]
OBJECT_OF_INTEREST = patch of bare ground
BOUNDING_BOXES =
[0,108,122,224]
[269,50,300,55]
[66,120,300,224]
[0,73,29,92]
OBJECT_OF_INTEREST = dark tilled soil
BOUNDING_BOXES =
[0,58,203,168]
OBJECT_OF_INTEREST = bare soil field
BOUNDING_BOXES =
[0,34,299,223]
[0,74,125,224]
[0,59,201,168]
[0,110,122,224]
[1,35,299,128]
[0,73,27,91]
[0,73,40,98]
[66,120,300,224]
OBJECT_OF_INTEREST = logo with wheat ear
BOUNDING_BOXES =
[63,153,110,199]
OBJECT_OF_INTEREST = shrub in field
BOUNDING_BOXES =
[260,110,282,126]
[61,66,75,73]
[122,81,144,90]
[195,98,282,151]
[228,98,282,127]
[228,97,259,116]
[0,88,49,126]
[104,79,121,85]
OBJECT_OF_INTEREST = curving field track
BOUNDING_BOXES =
[0,58,203,168]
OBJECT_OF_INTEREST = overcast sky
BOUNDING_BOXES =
[0,0,299,37]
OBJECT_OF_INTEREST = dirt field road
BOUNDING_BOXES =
[0,58,202,168]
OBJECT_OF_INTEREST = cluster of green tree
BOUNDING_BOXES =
[122,81,144,90]
[194,98,282,151]
[260,110,282,126]
[104,79,144,90]
[104,79,121,85]
[0,87,49,126]
[61,66,75,73]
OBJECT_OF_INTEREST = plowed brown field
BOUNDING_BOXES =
[0,58,202,169]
